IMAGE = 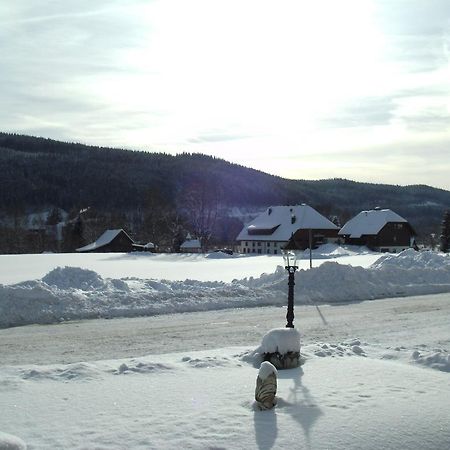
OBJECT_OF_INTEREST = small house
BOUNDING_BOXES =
[180,234,202,253]
[338,208,416,252]
[76,229,134,253]
[236,204,340,254]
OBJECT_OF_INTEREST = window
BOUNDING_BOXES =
[274,250,277,254]
[274,242,277,247]
[252,242,255,247]
[257,242,261,246]
[267,249,271,254]
[267,242,270,247]
[258,249,262,254]
[245,242,248,246]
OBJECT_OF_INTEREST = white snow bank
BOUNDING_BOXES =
[371,248,450,270]
[0,432,27,450]
[1,250,450,328]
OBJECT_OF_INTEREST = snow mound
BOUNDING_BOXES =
[20,362,103,382]
[0,432,27,450]
[371,249,450,270]
[412,350,450,372]
[205,251,235,259]
[301,341,367,358]
[42,267,106,290]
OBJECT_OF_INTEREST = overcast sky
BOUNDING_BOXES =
[1,0,450,189]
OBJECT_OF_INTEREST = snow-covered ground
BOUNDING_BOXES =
[1,247,450,328]
[1,296,449,450]
[1,246,450,449]
[0,244,379,285]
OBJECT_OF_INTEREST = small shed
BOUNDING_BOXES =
[339,208,416,252]
[180,234,202,253]
[132,242,156,252]
[76,229,134,253]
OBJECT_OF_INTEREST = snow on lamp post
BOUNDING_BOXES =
[282,250,298,328]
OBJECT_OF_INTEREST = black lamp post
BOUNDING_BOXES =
[282,250,298,328]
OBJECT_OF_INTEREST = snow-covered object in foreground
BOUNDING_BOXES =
[260,328,301,355]
[258,361,278,379]
[0,431,27,450]
[255,362,277,410]
[257,328,301,369]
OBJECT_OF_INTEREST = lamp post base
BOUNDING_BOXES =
[263,351,301,370]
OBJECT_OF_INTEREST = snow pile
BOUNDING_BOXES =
[2,250,450,328]
[411,349,450,372]
[371,248,450,270]
[298,244,373,259]
[0,432,27,450]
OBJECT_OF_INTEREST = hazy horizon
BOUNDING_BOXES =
[2,0,450,190]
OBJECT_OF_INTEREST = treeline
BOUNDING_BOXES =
[1,132,449,253]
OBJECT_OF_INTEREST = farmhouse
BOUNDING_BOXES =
[236,204,340,254]
[76,229,134,253]
[338,207,416,252]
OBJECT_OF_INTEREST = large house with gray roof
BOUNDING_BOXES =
[236,204,340,254]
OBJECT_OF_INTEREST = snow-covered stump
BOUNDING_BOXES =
[255,361,277,410]
[260,328,301,370]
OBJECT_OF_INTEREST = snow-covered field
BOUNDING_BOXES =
[1,246,450,449]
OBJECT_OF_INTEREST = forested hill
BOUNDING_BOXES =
[1,132,449,241]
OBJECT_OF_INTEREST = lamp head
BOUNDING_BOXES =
[282,250,298,270]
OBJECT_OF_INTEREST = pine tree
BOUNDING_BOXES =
[440,210,450,253]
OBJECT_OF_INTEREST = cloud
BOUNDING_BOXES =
[375,0,450,72]
[321,96,397,128]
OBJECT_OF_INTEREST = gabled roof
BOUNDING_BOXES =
[76,229,132,252]
[180,238,202,249]
[338,208,408,238]
[236,204,339,242]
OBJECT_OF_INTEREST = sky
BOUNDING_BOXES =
[1,0,450,190]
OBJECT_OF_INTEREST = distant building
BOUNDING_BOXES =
[339,207,416,252]
[76,229,134,253]
[236,204,340,254]
[132,242,156,252]
[180,234,202,253]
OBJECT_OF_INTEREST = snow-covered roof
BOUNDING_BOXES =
[76,229,131,252]
[180,239,201,249]
[236,204,339,242]
[339,208,408,238]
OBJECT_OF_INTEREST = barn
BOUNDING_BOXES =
[338,208,416,253]
[76,229,134,253]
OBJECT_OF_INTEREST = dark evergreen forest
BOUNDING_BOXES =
[1,132,449,253]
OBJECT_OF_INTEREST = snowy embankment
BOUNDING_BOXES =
[1,249,449,328]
